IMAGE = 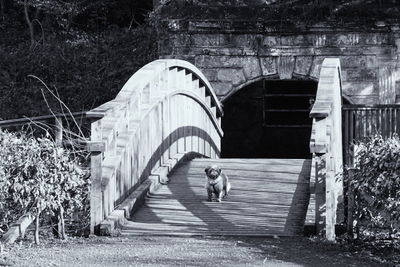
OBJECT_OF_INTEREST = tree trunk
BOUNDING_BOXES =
[34,212,40,244]
[0,0,5,21]
[23,0,34,45]
[59,206,66,240]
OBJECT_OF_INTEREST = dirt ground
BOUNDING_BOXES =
[0,235,397,267]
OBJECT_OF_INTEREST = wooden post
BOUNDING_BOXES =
[347,169,355,236]
[52,116,63,237]
[54,117,63,146]
[90,120,103,235]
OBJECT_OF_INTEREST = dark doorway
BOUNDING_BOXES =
[221,80,318,159]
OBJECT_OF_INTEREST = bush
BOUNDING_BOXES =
[0,129,90,241]
[349,134,400,240]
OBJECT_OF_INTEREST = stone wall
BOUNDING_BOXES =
[156,3,400,105]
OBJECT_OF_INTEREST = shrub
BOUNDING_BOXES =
[349,134,400,240]
[0,129,90,242]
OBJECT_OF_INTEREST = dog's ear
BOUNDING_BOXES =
[218,168,222,175]
[204,166,210,174]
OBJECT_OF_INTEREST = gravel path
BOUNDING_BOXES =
[0,235,392,267]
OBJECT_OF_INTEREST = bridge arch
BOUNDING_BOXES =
[87,59,224,234]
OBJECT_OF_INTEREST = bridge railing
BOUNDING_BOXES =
[309,58,343,241]
[342,104,400,167]
[0,111,104,146]
[87,59,224,234]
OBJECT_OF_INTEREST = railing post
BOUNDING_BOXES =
[54,116,63,147]
[310,58,343,241]
[89,119,104,235]
[346,168,355,236]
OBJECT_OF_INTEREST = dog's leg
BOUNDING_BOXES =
[216,190,223,202]
[222,173,230,198]
[207,188,213,202]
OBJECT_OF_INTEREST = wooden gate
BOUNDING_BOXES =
[342,105,400,166]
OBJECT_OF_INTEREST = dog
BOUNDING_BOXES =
[204,165,231,202]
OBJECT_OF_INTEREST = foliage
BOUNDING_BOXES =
[0,129,90,239]
[155,0,400,26]
[0,24,157,120]
[0,0,157,120]
[348,134,400,240]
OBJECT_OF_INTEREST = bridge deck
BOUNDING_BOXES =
[122,158,313,236]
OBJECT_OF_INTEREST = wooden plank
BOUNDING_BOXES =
[122,158,311,237]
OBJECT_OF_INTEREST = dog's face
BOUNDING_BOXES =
[205,165,221,180]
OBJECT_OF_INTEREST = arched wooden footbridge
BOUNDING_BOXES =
[84,58,344,240]
[0,58,344,241]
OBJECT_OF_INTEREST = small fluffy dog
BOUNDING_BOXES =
[204,165,231,202]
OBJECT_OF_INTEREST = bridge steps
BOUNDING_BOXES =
[121,158,313,236]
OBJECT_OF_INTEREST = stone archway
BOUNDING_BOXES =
[221,79,318,159]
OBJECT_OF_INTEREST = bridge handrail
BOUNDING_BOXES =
[0,111,104,128]
[91,59,223,118]
[309,58,343,241]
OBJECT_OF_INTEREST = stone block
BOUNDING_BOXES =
[196,55,233,68]
[201,68,218,81]
[331,33,360,46]
[341,68,377,82]
[211,81,233,96]
[196,55,261,79]
[217,68,246,85]
[278,56,295,79]
[294,56,313,76]
[205,47,244,56]
[342,81,378,96]
[349,95,379,105]
[242,57,262,79]
[262,36,279,47]
[233,34,251,48]
[280,35,307,46]
[191,34,223,47]
[260,56,278,76]
[233,34,260,49]
[170,34,192,47]
[340,56,368,68]
[310,56,326,79]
